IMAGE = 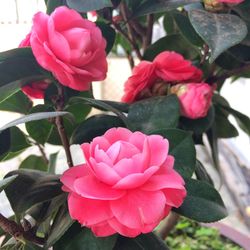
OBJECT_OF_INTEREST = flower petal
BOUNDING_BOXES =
[91,221,117,237]
[74,176,125,200]
[164,188,187,207]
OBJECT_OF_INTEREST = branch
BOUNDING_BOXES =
[207,63,250,83]
[36,143,49,165]
[0,213,44,245]
[143,14,154,52]
[54,84,73,168]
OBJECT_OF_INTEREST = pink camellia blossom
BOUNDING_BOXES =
[122,51,202,103]
[30,6,107,91]
[171,83,214,119]
[19,33,50,99]
[61,127,186,237]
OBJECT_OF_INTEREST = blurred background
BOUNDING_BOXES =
[0,0,249,237]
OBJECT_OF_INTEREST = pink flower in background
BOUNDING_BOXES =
[19,33,50,99]
[171,83,214,119]
[122,51,202,103]
[30,6,107,91]
[61,127,186,237]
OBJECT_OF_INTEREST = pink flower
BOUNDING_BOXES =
[171,83,214,119]
[30,6,107,91]
[61,127,186,237]
[19,33,50,99]
[122,51,202,103]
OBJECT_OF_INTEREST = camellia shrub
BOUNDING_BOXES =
[0,0,249,249]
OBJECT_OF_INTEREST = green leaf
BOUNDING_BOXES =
[189,10,248,62]
[4,170,62,216]
[19,155,48,172]
[45,204,73,248]
[48,152,59,174]
[0,128,11,155]
[114,233,169,250]
[132,0,200,18]
[0,111,71,131]
[127,95,180,134]
[174,179,227,222]
[71,114,125,144]
[163,12,175,34]
[143,34,199,61]
[0,175,17,193]
[195,160,214,186]
[54,224,117,250]
[0,91,32,114]
[46,0,65,14]
[180,107,215,135]
[66,0,113,12]
[173,12,203,47]
[96,22,116,54]
[65,102,91,124]
[25,105,54,144]
[151,128,196,178]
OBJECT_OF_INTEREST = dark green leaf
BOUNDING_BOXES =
[45,204,73,248]
[195,160,214,186]
[0,111,71,131]
[174,179,227,222]
[48,152,59,174]
[65,102,91,124]
[163,12,175,34]
[54,224,117,250]
[0,128,11,155]
[189,10,248,62]
[0,175,17,193]
[70,114,125,144]
[173,12,203,47]
[151,128,196,178]
[4,170,62,216]
[127,95,180,134]
[132,0,200,18]
[96,22,116,54]
[114,233,169,250]
[9,126,30,152]
[66,0,113,12]
[143,34,199,61]
[46,0,66,14]
[19,155,48,172]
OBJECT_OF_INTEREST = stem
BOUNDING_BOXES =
[143,14,154,52]
[199,44,209,66]
[36,143,49,165]
[207,63,250,83]
[54,84,73,168]
[157,212,180,239]
[0,213,44,245]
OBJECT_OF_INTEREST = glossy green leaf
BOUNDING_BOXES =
[66,0,113,12]
[189,10,248,62]
[132,0,200,17]
[45,204,73,248]
[151,128,196,178]
[0,110,71,131]
[0,128,11,155]
[4,170,62,216]
[127,95,180,134]
[96,22,116,54]
[0,91,32,114]
[0,175,17,193]
[114,233,169,250]
[195,160,214,186]
[70,114,125,144]
[46,0,65,14]
[19,155,48,172]
[54,224,117,250]
[143,34,199,61]
[175,179,227,222]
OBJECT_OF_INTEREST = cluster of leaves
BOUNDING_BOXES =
[166,217,243,250]
[0,0,250,249]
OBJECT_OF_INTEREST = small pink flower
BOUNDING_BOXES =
[19,33,50,99]
[30,6,107,91]
[171,83,214,119]
[61,127,186,237]
[121,51,202,103]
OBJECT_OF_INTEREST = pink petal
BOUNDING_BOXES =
[156,155,175,175]
[113,166,159,189]
[103,127,132,144]
[128,131,147,151]
[141,170,185,191]
[93,147,113,165]
[164,188,187,207]
[74,176,125,200]
[108,217,141,237]
[68,193,112,225]
[110,190,166,229]
[60,164,87,192]
[91,221,117,237]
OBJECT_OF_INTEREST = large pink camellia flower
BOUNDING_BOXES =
[19,33,50,99]
[61,127,186,237]
[171,83,214,119]
[30,6,107,91]
[122,51,202,103]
